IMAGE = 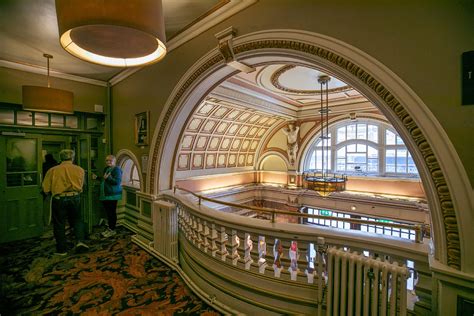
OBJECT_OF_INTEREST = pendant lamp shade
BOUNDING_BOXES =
[23,86,73,114]
[55,0,167,67]
[22,54,74,114]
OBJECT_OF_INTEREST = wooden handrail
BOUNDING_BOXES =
[174,186,426,240]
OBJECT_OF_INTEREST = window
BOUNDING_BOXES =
[120,158,141,188]
[385,130,418,175]
[304,119,419,177]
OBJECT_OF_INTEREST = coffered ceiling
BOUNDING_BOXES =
[176,98,286,177]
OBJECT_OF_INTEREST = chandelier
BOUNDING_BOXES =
[22,54,74,114]
[305,74,347,196]
[55,0,167,67]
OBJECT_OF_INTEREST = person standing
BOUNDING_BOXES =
[100,155,122,238]
[42,153,58,176]
[42,149,89,255]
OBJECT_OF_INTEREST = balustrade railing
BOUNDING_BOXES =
[174,186,427,243]
[153,189,430,314]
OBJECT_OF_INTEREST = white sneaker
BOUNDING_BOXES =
[102,229,116,238]
[101,228,111,237]
[76,241,89,253]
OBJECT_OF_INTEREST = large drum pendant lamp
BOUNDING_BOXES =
[55,0,167,67]
[22,54,74,114]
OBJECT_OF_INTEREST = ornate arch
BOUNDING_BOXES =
[116,149,144,189]
[148,29,472,271]
[257,151,290,171]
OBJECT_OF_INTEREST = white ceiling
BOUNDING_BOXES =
[0,0,229,82]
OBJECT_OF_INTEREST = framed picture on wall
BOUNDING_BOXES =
[135,111,149,146]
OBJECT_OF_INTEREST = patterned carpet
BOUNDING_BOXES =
[0,226,221,315]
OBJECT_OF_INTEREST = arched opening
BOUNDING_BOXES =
[260,154,288,172]
[116,149,143,190]
[149,30,471,272]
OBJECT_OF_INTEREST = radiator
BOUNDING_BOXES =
[325,247,409,316]
[152,200,178,263]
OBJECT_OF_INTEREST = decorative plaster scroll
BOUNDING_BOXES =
[150,38,460,270]
[215,26,256,73]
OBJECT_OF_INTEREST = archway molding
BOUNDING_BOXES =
[148,29,473,271]
[258,151,290,171]
[116,149,144,189]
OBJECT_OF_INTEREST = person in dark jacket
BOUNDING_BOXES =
[100,155,122,238]
[43,153,58,177]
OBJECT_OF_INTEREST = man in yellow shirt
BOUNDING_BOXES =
[42,149,89,255]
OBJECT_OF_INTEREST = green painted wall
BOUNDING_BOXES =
[0,67,107,113]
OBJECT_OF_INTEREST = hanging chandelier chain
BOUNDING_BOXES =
[320,79,324,177]
[325,77,329,178]
[43,53,53,88]
[318,74,331,178]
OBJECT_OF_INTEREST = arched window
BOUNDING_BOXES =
[385,130,418,175]
[120,158,141,188]
[304,119,418,177]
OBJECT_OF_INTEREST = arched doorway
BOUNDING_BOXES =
[148,29,472,272]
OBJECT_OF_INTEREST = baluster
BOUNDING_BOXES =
[202,220,210,253]
[176,205,183,227]
[194,216,200,245]
[244,233,253,270]
[273,238,284,278]
[211,224,218,257]
[288,240,299,281]
[182,210,189,239]
[196,218,203,249]
[189,216,196,244]
[258,236,267,274]
[186,211,192,241]
[305,242,315,284]
[316,237,327,316]
[219,226,228,261]
[231,230,240,265]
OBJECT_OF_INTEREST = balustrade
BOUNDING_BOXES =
[157,190,429,314]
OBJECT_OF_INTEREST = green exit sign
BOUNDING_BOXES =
[320,210,332,216]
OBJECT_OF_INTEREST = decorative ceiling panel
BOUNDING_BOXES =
[177,98,286,172]
[229,64,369,110]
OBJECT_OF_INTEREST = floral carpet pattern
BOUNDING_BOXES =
[0,226,220,315]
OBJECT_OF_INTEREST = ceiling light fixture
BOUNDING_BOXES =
[55,0,167,67]
[22,54,74,114]
[305,74,347,196]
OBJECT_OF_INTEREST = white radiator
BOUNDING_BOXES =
[325,247,409,316]
[152,200,178,263]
